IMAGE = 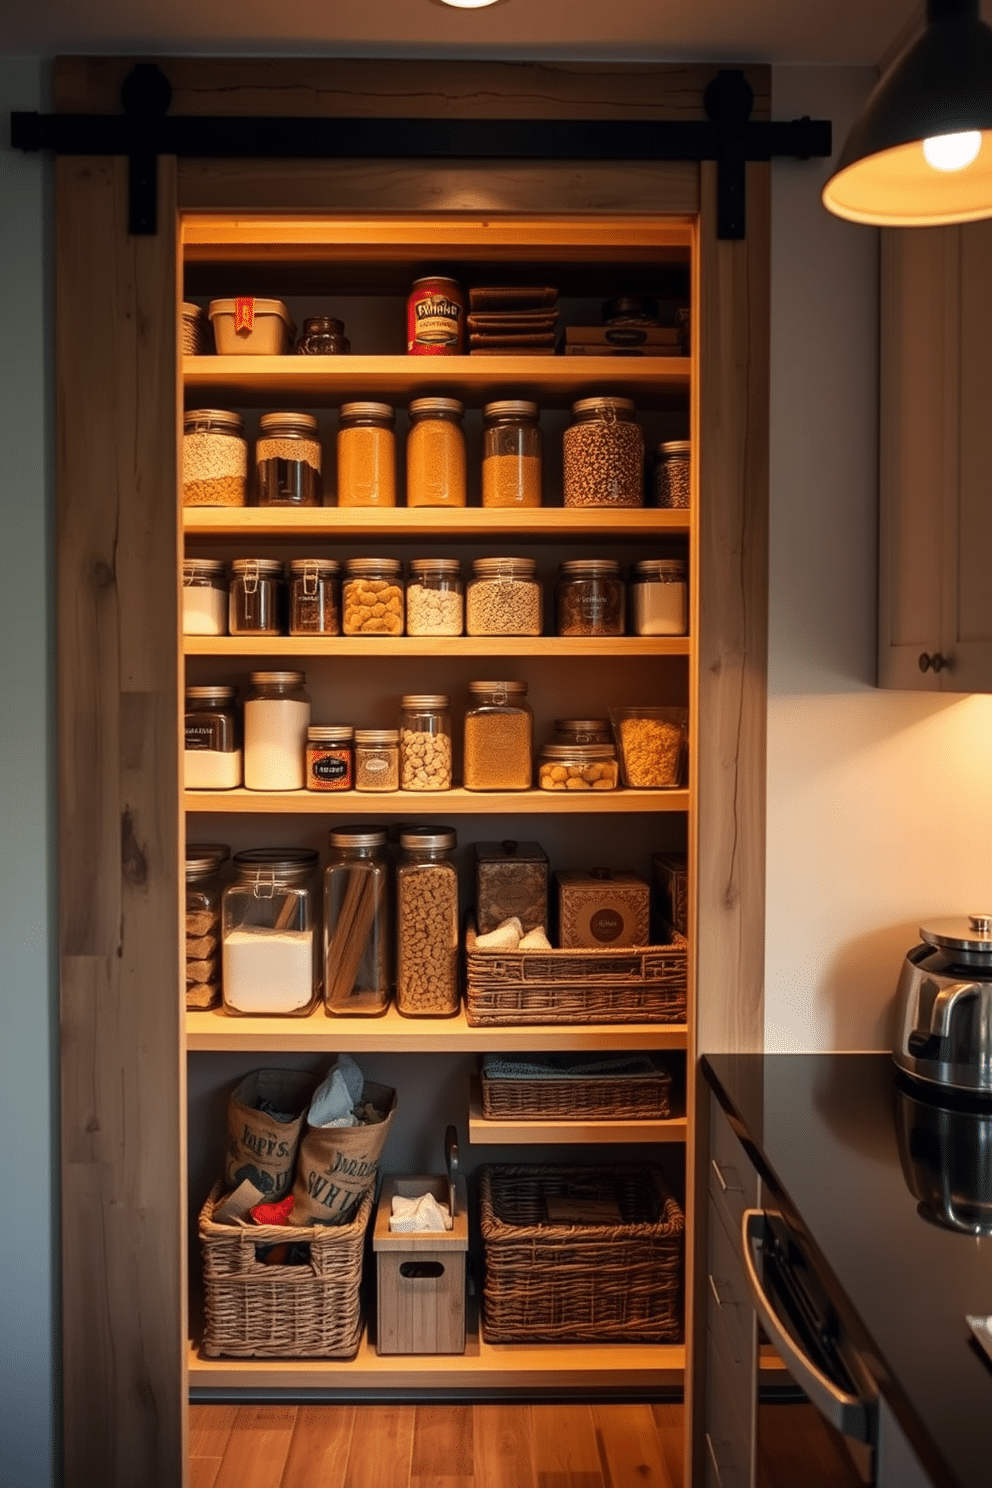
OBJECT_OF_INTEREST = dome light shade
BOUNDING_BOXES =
[823,0,992,226]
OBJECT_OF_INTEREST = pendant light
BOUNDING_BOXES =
[822,0,992,226]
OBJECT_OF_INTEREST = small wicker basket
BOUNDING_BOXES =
[480,1054,674,1122]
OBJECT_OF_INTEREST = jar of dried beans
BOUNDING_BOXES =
[406,397,466,507]
[563,396,644,508]
[652,440,691,509]
[406,558,463,636]
[463,680,533,791]
[222,849,320,1016]
[481,400,542,508]
[337,402,396,507]
[555,558,625,636]
[323,826,391,1016]
[465,557,542,637]
[342,557,404,635]
[182,409,247,508]
[229,558,284,636]
[399,694,453,791]
[396,826,459,1017]
[186,843,229,1011]
[256,412,322,507]
[289,558,340,636]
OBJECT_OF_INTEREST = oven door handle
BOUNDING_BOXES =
[741,1208,873,1443]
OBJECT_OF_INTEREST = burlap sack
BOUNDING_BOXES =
[290,1080,397,1227]
[225,1068,318,1201]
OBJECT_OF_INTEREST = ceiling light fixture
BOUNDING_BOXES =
[436,0,503,8]
[822,0,992,227]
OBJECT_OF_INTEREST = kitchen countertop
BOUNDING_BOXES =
[702,1053,992,1488]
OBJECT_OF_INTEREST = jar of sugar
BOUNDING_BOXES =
[182,559,227,636]
[243,670,311,791]
[222,848,320,1016]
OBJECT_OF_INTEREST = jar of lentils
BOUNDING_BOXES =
[652,439,691,509]
[555,559,625,636]
[399,694,453,791]
[289,558,340,636]
[256,412,322,507]
[354,728,400,792]
[229,558,284,636]
[465,557,542,637]
[463,680,533,791]
[342,557,404,635]
[182,409,247,508]
[406,558,463,636]
[406,398,466,508]
[563,396,644,508]
[481,400,542,508]
[396,826,460,1017]
[337,402,396,507]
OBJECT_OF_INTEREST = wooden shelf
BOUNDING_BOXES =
[182,506,691,539]
[186,1003,689,1054]
[184,786,690,814]
[467,1080,686,1146]
[183,634,691,658]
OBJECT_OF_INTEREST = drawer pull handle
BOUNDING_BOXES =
[711,1158,742,1193]
[705,1431,727,1487]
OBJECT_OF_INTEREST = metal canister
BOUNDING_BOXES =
[407,276,464,355]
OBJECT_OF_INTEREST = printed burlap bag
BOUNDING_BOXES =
[225,1068,318,1200]
[290,1080,396,1226]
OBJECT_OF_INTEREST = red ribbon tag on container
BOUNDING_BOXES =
[234,297,255,333]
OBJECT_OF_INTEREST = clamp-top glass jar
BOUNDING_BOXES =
[256,412,322,507]
[652,440,691,509]
[185,843,229,1011]
[556,559,625,636]
[396,826,459,1017]
[563,396,644,508]
[243,670,310,791]
[463,680,533,791]
[222,848,320,1016]
[406,398,466,508]
[324,826,392,1016]
[466,557,542,637]
[337,402,396,507]
[342,557,404,635]
[184,685,242,790]
[399,694,452,791]
[406,558,463,636]
[182,409,247,508]
[182,558,227,636]
[229,558,284,636]
[481,400,542,508]
[289,558,340,636]
[630,558,688,636]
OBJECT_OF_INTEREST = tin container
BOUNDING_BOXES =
[407,276,465,355]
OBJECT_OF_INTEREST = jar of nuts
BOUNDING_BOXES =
[538,742,619,792]
[337,402,396,507]
[342,557,404,636]
[463,680,533,791]
[399,694,453,791]
[396,826,460,1017]
[406,558,463,637]
[465,557,542,637]
[563,396,644,508]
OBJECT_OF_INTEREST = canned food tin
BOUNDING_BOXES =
[407,276,464,355]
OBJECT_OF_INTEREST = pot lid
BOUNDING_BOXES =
[920,915,992,956]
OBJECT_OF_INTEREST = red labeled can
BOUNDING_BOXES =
[407,276,464,355]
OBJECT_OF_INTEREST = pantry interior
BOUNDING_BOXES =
[54,56,768,1487]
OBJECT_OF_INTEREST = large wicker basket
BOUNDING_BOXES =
[479,1164,684,1344]
[465,929,687,1026]
[198,1180,372,1358]
[480,1054,674,1121]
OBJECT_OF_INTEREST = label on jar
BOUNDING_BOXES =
[186,719,225,750]
[408,279,463,355]
[307,750,352,790]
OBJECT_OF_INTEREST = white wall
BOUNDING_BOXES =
[767,67,992,1051]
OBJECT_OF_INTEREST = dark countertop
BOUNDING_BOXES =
[702,1053,992,1488]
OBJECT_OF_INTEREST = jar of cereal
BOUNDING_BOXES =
[396,827,459,1017]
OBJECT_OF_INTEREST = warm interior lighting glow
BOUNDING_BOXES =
[923,130,982,171]
[437,0,502,7]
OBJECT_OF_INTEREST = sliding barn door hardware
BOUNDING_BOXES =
[11,62,831,239]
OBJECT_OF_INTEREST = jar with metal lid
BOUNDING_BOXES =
[306,726,354,792]
[243,670,310,791]
[481,400,542,509]
[184,686,242,791]
[630,558,688,636]
[463,680,533,791]
[555,559,625,636]
[337,402,396,508]
[182,409,247,508]
[465,557,542,637]
[353,728,400,792]
[324,826,392,1016]
[406,398,466,508]
[229,557,284,636]
[399,694,452,791]
[396,826,459,1016]
[563,396,644,508]
[182,558,227,636]
[407,276,464,355]
[538,742,619,792]
[256,412,322,507]
[342,557,404,635]
[186,843,230,1011]
[289,558,340,636]
[222,848,320,1016]
[652,440,691,509]
[406,558,463,636]
[297,316,350,355]
[554,718,613,746]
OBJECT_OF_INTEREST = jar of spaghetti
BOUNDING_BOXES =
[406,397,466,507]
[229,558,284,636]
[337,402,396,507]
[482,401,542,508]
[305,726,354,792]
[256,412,322,507]
[407,276,464,355]
[323,827,391,1016]
[289,558,340,636]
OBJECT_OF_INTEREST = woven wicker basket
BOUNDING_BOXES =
[465,929,687,1026]
[198,1180,371,1359]
[479,1164,684,1344]
[480,1056,674,1121]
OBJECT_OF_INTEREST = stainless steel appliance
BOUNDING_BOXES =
[894,1077,992,1234]
[893,914,992,1095]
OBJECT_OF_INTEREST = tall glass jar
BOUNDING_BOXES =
[465,557,542,636]
[222,848,320,1016]
[182,409,247,508]
[555,558,625,636]
[481,400,542,508]
[184,686,242,790]
[406,558,463,636]
[563,396,644,508]
[182,558,227,636]
[399,694,452,791]
[630,558,688,636]
[323,826,392,1016]
[289,558,340,636]
[256,412,322,507]
[185,843,229,1011]
[396,826,459,1017]
[463,680,533,791]
[243,670,310,791]
[353,729,400,791]
[342,557,404,635]
[652,440,691,509]
[406,398,466,508]
[229,558,284,636]
[337,402,396,507]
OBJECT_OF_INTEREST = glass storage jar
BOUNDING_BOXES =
[465,557,542,637]
[243,670,310,791]
[538,742,619,792]
[406,558,463,636]
[342,557,404,635]
[554,718,613,746]
[396,826,459,1017]
[463,680,533,791]
[399,694,452,791]
[182,409,247,508]
[563,396,644,508]
[323,826,392,1016]
[481,400,542,508]
[305,725,354,792]
[229,557,284,636]
[184,686,241,790]
[337,402,396,507]
[353,728,400,792]
[555,559,625,636]
[652,440,691,509]
[256,412,322,507]
[297,316,350,355]
[222,848,320,1016]
[289,558,340,636]
[185,843,229,1011]
[406,397,466,508]
[630,558,688,636]
[182,558,227,636]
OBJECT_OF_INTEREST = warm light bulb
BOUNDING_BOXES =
[437,0,501,7]
[923,131,982,171]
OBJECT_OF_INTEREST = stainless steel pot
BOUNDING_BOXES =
[893,914,992,1096]
[894,1077,992,1234]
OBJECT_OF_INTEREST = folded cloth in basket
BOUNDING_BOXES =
[390,1192,453,1232]
[482,1051,660,1081]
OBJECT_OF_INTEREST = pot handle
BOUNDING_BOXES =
[928,981,980,1039]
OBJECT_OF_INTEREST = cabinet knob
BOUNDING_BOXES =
[918,651,949,674]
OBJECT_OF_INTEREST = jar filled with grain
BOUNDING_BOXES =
[399,694,452,791]
[538,742,619,792]
[186,843,229,1011]
[652,440,691,509]
[563,396,644,508]
[406,558,463,636]
[222,849,320,1016]
[243,670,310,791]
[184,686,242,791]
[555,559,625,636]
[396,826,459,1017]
[630,558,688,636]
[182,409,247,508]
[554,718,613,746]
[289,558,340,636]
[305,725,354,792]
[182,558,227,636]
[256,412,322,507]
[337,402,396,508]
[323,826,392,1017]
[342,557,404,635]
[481,400,542,508]
[229,558,284,636]
[465,557,542,637]
[406,397,466,507]
[463,680,533,791]
[354,728,400,792]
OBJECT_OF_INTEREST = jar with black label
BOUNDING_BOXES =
[222,849,320,1016]
[630,558,688,636]
[289,558,340,636]
[481,400,542,508]
[306,726,354,792]
[563,396,644,508]
[186,844,229,1010]
[229,558,284,636]
[324,826,392,1016]
[652,440,691,509]
[399,694,452,791]
[256,412,322,507]
[555,559,625,636]
[184,687,241,791]
[354,729,400,792]
[463,680,533,791]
